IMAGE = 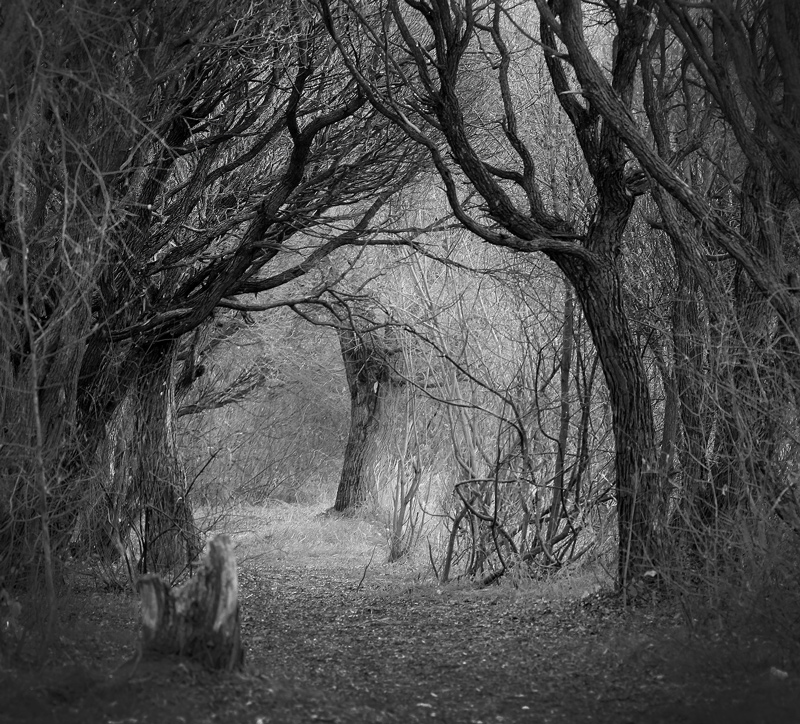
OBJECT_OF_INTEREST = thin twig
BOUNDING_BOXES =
[356,544,380,593]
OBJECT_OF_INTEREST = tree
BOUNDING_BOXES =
[334,310,392,512]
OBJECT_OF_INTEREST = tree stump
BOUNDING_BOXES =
[137,534,243,670]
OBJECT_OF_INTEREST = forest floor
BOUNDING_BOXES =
[1,502,799,724]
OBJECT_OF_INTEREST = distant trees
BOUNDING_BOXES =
[334,315,390,512]
[177,311,349,507]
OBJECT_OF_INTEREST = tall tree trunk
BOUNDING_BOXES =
[334,327,385,512]
[710,164,791,512]
[0,213,90,585]
[562,256,659,584]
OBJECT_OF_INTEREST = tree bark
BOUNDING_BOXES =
[547,0,661,585]
[671,264,714,529]
[561,256,659,583]
[128,340,199,573]
[334,327,385,512]
[138,534,243,670]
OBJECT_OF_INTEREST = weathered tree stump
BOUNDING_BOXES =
[137,534,243,670]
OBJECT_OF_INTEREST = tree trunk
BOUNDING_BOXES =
[702,163,789,519]
[334,327,385,512]
[128,340,199,573]
[0,214,90,587]
[138,534,243,670]
[671,267,715,530]
[562,256,659,585]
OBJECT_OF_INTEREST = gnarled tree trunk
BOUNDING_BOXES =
[334,326,386,512]
[562,255,660,584]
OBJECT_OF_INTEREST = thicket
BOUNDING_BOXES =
[2,0,799,654]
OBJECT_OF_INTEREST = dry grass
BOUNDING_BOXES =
[194,496,616,604]
[197,501,387,570]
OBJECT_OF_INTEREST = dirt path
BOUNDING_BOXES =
[237,563,799,724]
[1,506,799,723]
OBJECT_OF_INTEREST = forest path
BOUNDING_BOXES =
[236,561,796,724]
[1,503,798,723]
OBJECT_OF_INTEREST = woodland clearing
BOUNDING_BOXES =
[1,503,798,724]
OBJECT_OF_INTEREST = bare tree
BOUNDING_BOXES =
[532,1,800,610]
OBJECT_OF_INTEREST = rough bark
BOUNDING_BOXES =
[0,210,92,586]
[334,327,385,512]
[138,534,243,670]
[129,340,199,574]
[709,161,792,508]
[547,0,661,582]
[557,0,800,348]
[672,266,714,527]
[562,256,660,582]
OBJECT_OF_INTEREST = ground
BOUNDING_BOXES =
[1,503,799,723]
